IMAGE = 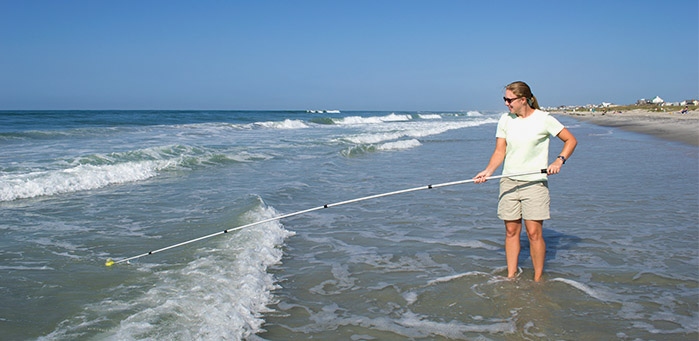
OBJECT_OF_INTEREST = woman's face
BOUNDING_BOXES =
[504,89,525,114]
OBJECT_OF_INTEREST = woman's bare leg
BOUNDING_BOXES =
[504,220,522,278]
[524,219,545,282]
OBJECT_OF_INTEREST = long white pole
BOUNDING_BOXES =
[106,169,547,266]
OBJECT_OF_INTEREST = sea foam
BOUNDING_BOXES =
[254,119,309,129]
[0,161,168,201]
[377,139,422,151]
[417,114,442,120]
[333,113,412,125]
[111,203,292,340]
[45,201,294,340]
[343,118,497,145]
[550,278,614,302]
[0,145,270,201]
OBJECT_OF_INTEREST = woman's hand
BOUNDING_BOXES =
[547,158,564,175]
[473,170,493,183]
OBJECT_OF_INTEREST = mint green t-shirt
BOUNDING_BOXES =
[496,110,564,181]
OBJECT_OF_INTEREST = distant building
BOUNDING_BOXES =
[651,96,664,104]
[681,99,698,106]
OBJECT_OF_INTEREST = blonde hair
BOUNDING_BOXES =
[506,81,539,109]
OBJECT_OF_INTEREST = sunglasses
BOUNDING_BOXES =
[503,97,521,104]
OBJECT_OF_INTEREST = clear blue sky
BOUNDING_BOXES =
[1,0,697,111]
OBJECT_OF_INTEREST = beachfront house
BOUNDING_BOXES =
[651,96,664,104]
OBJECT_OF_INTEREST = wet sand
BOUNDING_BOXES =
[553,109,699,146]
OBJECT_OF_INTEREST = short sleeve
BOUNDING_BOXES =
[496,113,508,138]
[544,114,565,137]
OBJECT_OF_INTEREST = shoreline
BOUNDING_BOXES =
[552,109,699,146]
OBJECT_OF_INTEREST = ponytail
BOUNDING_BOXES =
[506,81,540,109]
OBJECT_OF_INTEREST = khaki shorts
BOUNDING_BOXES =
[498,178,550,221]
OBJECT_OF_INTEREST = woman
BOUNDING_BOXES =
[474,81,577,282]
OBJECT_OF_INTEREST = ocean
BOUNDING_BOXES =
[1,110,697,340]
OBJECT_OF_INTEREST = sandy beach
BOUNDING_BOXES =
[553,109,699,146]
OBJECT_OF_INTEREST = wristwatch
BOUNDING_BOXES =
[557,155,566,164]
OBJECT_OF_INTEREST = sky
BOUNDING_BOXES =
[1,0,697,111]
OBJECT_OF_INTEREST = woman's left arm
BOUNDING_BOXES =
[548,128,577,175]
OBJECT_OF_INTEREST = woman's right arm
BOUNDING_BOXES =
[474,138,507,183]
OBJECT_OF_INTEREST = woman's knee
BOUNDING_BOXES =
[504,220,521,238]
[524,220,544,240]
[526,230,543,241]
